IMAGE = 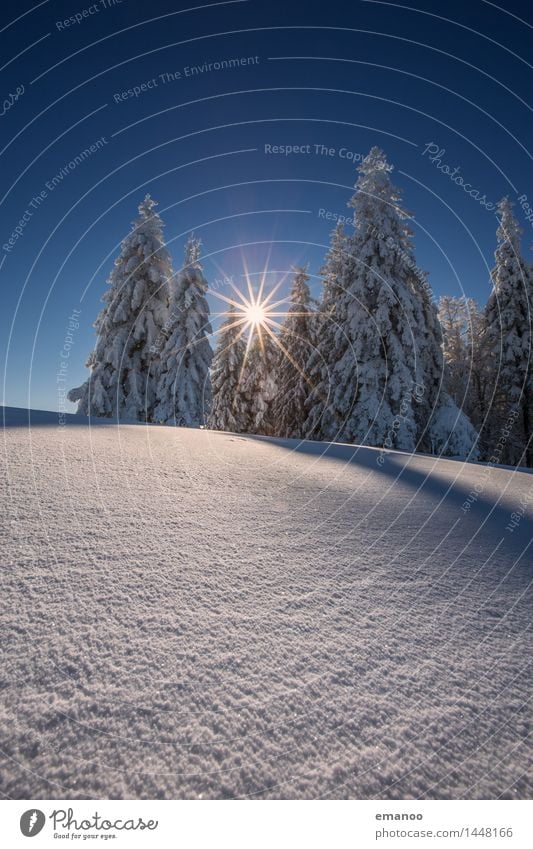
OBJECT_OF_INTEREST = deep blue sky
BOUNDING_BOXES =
[1,0,532,411]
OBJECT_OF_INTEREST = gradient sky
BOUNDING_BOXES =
[1,0,532,411]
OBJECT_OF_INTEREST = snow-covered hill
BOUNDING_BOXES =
[1,407,531,799]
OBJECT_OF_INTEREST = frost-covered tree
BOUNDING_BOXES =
[209,306,248,432]
[439,296,492,443]
[322,147,424,449]
[403,272,478,459]
[272,266,315,438]
[304,223,349,440]
[153,235,213,426]
[439,295,473,406]
[68,195,171,421]
[468,304,493,440]
[306,147,477,457]
[427,395,480,458]
[241,330,279,436]
[484,199,533,466]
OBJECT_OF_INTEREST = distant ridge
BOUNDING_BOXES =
[1,406,121,427]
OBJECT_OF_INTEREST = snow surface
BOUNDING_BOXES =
[1,406,531,800]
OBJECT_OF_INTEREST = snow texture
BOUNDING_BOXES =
[1,406,531,800]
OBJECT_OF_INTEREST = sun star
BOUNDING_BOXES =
[208,263,311,365]
[206,264,316,389]
[210,270,290,341]
[244,301,268,328]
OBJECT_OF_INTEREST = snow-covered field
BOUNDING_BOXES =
[1,407,531,799]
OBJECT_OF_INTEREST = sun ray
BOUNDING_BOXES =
[261,293,292,311]
[208,289,247,309]
[209,315,249,333]
[260,318,315,391]
[206,265,317,387]
[230,279,253,311]
[258,277,286,310]
[241,251,256,309]
[239,324,256,381]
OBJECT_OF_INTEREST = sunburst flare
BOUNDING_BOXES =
[206,261,315,391]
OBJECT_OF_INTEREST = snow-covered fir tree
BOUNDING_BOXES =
[68,195,171,421]
[484,198,533,466]
[306,147,477,457]
[153,235,213,426]
[439,296,492,446]
[272,266,315,438]
[439,295,473,407]
[304,223,349,440]
[407,272,478,459]
[318,147,422,449]
[241,329,278,436]
[467,303,494,448]
[426,395,479,458]
[209,306,248,432]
